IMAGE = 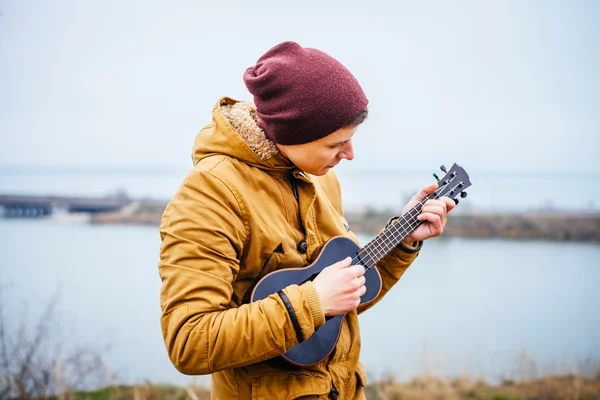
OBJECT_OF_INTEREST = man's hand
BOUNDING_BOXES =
[401,182,456,244]
[312,257,366,317]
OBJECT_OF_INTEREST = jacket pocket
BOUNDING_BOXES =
[251,372,330,400]
[241,249,285,304]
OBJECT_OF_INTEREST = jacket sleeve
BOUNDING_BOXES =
[159,170,324,375]
[357,232,422,315]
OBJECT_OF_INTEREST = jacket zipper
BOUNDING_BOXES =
[291,177,299,201]
[288,176,304,233]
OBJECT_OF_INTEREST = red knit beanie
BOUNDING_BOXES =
[243,41,369,145]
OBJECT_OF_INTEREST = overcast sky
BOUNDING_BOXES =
[1,0,598,173]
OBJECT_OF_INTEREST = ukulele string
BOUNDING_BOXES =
[369,180,464,263]
[356,194,433,269]
[352,179,464,270]
[350,186,444,268]
[377,180,464,256]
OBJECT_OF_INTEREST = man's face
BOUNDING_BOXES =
[276,125,358,176]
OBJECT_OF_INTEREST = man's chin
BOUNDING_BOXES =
[302,165,335,176]
[315,166,333,176]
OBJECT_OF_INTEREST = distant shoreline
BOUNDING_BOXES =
[90,202,600,242]
[1,193,598,242]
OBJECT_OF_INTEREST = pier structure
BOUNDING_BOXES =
[0,194,132,219]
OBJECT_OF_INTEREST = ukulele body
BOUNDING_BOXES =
[251,236,382,366]
[250,163,473,367]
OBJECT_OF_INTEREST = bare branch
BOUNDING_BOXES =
[18,291,60,380]
[0,283,111,399]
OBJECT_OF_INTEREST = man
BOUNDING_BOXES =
[159,41,454,399]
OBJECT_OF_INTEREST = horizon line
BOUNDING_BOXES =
[0,164,599,176]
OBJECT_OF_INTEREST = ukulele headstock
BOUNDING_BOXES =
[433,163,472,204]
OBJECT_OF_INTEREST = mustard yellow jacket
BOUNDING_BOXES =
[159,98,420,399]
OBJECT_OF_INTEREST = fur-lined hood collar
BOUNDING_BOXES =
[192,97,294,172]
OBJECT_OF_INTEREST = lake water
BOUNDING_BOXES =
[1,219,599,386]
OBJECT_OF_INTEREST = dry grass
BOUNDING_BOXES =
[364,372,600,400]
[62,382,211,400]
[36,371,600,400]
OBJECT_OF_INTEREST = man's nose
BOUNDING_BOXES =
[339,142,354,161]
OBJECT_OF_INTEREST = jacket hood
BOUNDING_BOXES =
[192,97,295,172]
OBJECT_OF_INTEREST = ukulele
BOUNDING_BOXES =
[251,163,472,366]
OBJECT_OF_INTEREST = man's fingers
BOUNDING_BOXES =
[424,199,448,210]
[418,213,443,233]
[421,205,445,216]
[350,264,366,276]
[441,196,456,212]
[423,196,456,214]
[335,257,352,268]
[414,183,439,202]
[356,285,367,298]
[422,205,447,225]
[352,276,366,290]
[357,275,366,286]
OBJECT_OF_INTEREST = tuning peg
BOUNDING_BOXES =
[440,165,447,173]
[460,191,468,198]
[453,198,459,205]
[433,173,440,181]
